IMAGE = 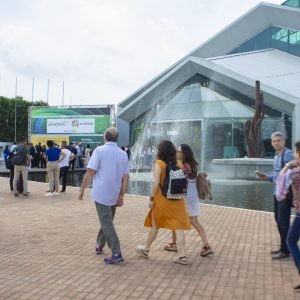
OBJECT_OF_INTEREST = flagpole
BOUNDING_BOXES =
[31,77,34,103]
[47,79,49,104]
[14,77,17,141]
[62,81,64,106]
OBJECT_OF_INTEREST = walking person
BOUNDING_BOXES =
[136,140,191,265]
[44,140,66,197]
[164,144,213,257]
[84,144,92,167]
[12,138,30,197]
[79,127,129,264]
[3,145,9,163]
[277,141,300,289]
[256,131,294,259]
[76,142,84,168]
[59,141,74,193]
[68,143,77,171]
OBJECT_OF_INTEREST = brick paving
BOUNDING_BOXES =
[1,177,300,300]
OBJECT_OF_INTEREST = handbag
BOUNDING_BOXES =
[196,172,213,200]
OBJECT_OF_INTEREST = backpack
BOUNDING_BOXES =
[196,172,213,200]
[12,145,28,166]
[161,163,187,200]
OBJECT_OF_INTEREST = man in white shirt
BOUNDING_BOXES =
[79,127,129,264]
[59,141,74,192]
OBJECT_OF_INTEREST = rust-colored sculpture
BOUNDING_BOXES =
[244,81,265,158]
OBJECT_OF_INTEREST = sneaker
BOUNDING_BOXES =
[60,189,66,193]
[173,256,188,265]
[14,193,19,197]
[96,245,103,255]
[22,194,29,197]
[54,192,59,195]
[135,245,149,258]
[104,253,124,264]
[45,192,55,197]
[272,252,290,260]
[270,249,281,255]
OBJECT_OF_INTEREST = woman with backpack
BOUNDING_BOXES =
[136,140,191,265]
[164,144,213,257]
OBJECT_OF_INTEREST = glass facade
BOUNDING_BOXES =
[130,77,292,169]
[282,0,300,8]
[228,26,300,57]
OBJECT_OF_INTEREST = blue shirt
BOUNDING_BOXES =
[45,147,61,161]
[87,142,129,206]
[267,147,294,193]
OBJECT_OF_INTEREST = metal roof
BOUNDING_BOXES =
[208,49,300,99]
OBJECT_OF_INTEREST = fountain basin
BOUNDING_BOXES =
[211,158,273,179]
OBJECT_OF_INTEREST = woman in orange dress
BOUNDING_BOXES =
[136,140,191,265]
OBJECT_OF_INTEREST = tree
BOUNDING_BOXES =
[0,96,48,142]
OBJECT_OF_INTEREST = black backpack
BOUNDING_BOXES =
[12,145,28,166]
[160,163,187,200]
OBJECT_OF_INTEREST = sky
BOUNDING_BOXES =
[0,0,283,107]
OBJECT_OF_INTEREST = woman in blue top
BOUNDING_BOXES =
[44,140,66,196]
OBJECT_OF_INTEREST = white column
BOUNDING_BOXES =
[293,102,300,144]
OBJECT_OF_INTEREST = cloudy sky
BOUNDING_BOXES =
[0,0,282,107]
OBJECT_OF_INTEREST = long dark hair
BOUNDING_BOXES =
[157,140,177,164]
[295,141,300,154]
[180,144,198,175]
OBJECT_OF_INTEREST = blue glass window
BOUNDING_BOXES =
[282,0,300,8]
[227,25,300,57]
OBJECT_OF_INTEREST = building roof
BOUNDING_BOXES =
[208,49,300,99]
[118,2,300,112]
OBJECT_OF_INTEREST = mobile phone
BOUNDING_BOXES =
[255,171,265,177]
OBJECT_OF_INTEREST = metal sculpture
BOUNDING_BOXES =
[244,80,265,157]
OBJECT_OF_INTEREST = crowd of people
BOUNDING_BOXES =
[3,127,300,289]
[78,128,300,291]
[4,139,99,197]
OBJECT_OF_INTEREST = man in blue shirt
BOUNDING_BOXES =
[79,127,129,264]
[256,131,294,259]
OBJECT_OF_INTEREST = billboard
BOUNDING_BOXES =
[29,105,114,149]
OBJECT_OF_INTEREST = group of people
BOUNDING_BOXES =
[79,127,300,291]
[5,127,300,288]
[79,127,212,265]
[6,138,80,197]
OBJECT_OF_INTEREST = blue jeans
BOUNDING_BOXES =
[287,213,300,274]
[274,196,291,254]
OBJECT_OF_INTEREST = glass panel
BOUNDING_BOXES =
[289,30,300,56]
[282,0,300,8]
[228,47,240,55]
[226,25,300,57]
[271,26,289,52]
[254,27,271,50]
[239,37,255,53]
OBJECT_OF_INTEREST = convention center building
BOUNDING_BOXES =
[117,1,300,165]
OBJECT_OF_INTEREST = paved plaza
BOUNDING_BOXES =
[1,177,300,300]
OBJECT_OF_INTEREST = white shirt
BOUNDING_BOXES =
[87,142,129,206]
[60,148,73,168]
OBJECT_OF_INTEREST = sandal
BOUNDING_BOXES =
[136,245,149,258]
[164,242,177,252]
[200,243,213,257]
[173,256,188,265]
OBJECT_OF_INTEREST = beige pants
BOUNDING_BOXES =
[13,165,28,194]
[47,161,60,193]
